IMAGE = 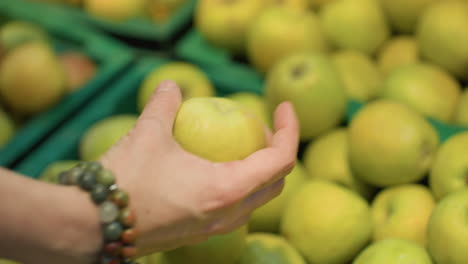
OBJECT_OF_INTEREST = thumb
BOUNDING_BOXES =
[138,80,182,134]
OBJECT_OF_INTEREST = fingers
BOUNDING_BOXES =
[137,80,182,134]
[224,101,299,194]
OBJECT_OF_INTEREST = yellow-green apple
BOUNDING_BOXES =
[79,115,138,161]
[265,52,347,141]
[0,109,15,148]
[281,180,373,264]
[238,233,306,264]
[353,239,433,264]
[0,21,48,53]
[247,6,328,73]
[195,0,265,54]
[348,100,439,187]
[417,0,468,80]
[377,36,419,77]
[427,189,468,264]
[429,131,468,200]
[331,49,382,102]
[0,42,66,115]
[248,162,308,233]
[381,63,462,123]
[302,128,374,199]
[371,184,435,246]
[138,62,215,112]
[319,0,390,55]
[84,0,147,21]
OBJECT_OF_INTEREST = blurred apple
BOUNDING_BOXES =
[59,51,97,92]
[455,88,468,126]
[84,0,147,21]
[377,36,419,77]
[353,239,432,264]
[227,92,272,128]
[378,0,438,33]
[371,184,435,246]
[0,109,15,148]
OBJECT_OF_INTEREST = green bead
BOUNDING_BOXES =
[91,184,109,204]
[99,201,119,224]
[79,171,97,191]
[87,161,102,172]
[119,208,136,227]
[104,222,123,241]
[111,190,129,207]
[97,169,115,187]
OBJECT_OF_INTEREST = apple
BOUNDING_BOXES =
[455,88,468,126]
[377,36,419,77]
[265,52,347,141]
[79,114,138,161]
[381,63,462,123]
[331,49,382,102]
[348,100,439,187]
[427,189,468,264]
[281,180,373,264]
[238,233,306,264]
[138,62,215,112]
[429,131,468,200]
[173,97,266,162]
[0,42,66,115]
[319,0,390,55]
[0,21,48,53]
[84,0,147,21]
[266,0,308,10]
[353,238,432,264]
[302,128,375,199]
[227,92,272,129]
[371,184,435,246]
[247,6,328,73]
[59,51,97,92]
[195,0,265,54]
[417,0,468,80]
[0,109,15,148]
[148,0,188,23]
[248,162,308,233]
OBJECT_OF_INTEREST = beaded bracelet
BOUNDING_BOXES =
[58,161,139,264]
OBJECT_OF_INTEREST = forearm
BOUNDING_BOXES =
[0,168,101,264]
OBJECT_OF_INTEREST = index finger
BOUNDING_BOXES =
[223,101,300,195]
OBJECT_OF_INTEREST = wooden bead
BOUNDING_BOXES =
[121,228,138,244]
[119,208,136,227]
[104,242,122,256]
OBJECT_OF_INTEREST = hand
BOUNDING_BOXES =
[100,80,299,256]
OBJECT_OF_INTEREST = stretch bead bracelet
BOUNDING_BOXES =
[58,161,139,264]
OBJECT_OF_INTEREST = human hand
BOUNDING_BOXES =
[100,80,299,256]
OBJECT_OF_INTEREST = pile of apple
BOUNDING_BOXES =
[0,20,96,149]
[30,0,190,24]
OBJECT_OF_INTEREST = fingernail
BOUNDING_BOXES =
[158,80,178,92]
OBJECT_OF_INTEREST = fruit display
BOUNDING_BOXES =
[0,20,96,150]
[7,0,468,263]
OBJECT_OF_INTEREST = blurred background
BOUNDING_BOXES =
[1,0,468,264]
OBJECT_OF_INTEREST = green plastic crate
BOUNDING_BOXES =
[0,2,134,167]
[8,0,196,43]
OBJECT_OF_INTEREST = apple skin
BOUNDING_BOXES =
[348,100,439,187]
[302,128,375,199]
[319,0,390,55]
[84,0,147,21]
[138,62,215,112]
[0,21,48,53]
[173,97,266,162]
[265,52,347,141]
[79,115,138,161]
[0,109,15,148]
[195,0,266,54]
[281,180,373,264]
[455,89,468,125]
[353,238,433,264]
[59,51,97,92]
[227,92,272,129]
[377,36,419,77]
[247,6,328,74]
[429,131,468,200]
[427,189,468,264]
[380,63,462,123]
[371,184,435,246]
